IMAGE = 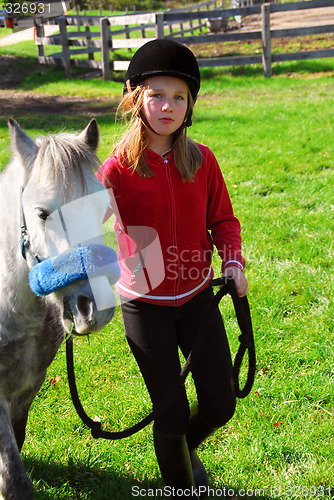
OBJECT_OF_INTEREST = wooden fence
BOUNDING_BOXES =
[35,0,334,79]
[35,0,222,78]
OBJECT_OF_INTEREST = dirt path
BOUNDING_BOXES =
[238,6,334,31]
[0,25,59,47]
[0,90,117,116]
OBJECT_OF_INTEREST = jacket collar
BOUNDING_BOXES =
[145,148,174,164]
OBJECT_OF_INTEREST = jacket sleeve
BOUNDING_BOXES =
[204,147,246,271]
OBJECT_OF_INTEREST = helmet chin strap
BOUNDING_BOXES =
[139,110,162,136]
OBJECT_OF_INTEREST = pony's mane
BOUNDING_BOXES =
[34,132,99,194]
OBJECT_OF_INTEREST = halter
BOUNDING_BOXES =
[19,186,41,265]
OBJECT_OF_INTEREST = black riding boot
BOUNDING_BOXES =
[153,426,198,498]
[186,402,217,496]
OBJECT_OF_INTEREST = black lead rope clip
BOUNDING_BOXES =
[66,276,256,440]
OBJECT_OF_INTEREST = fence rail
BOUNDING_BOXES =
[35,0,334,79]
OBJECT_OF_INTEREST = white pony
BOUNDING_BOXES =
[0,119,119,499]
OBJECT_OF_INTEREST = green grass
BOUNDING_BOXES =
[0,27,12,39]
[0,43,334,499]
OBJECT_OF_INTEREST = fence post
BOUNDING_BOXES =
[261,2,272,78]
[59,18,71,78]
[124,23,131,53]
[101,17,111,81]
[197,7,202,32]
[34,18,46,76]
[85,26,94,60]
[155,13,164,39]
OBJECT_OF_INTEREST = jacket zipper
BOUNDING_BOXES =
[164,157,179,305]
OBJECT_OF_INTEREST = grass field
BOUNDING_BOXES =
[0,39,333,499]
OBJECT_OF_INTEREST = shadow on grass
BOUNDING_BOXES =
[24,455,163,500]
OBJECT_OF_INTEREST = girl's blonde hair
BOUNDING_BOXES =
[111,85,203,181]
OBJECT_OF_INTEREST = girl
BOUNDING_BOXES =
[97,39,248,497]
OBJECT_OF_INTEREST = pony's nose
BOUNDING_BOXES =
[61,278,117,335]
[77,295,94,321]
[63,294,95,335]
[62,292,116,335]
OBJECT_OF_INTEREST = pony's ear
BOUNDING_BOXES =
[80,118,99,152]
[8,118,39,180]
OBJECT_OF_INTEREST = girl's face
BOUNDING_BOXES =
[142,76,189,147]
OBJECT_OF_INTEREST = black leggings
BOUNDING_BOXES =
[120,286,236,435]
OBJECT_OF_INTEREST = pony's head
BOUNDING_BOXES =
[8,118,119,335]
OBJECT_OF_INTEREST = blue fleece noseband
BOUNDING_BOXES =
[29,244,120,297]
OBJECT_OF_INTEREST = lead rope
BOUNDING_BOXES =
[66,276,256,440]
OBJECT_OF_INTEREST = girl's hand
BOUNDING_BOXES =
[223,266,248,297]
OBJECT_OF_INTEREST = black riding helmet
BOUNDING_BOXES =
[124,39,200,133]
[124,39,200,102]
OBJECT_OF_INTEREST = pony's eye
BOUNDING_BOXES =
[36,208,49,221]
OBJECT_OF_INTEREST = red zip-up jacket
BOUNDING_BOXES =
[97,143,245,306]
